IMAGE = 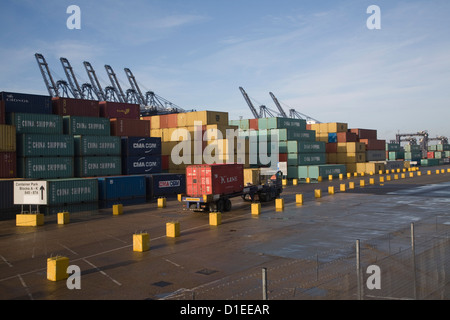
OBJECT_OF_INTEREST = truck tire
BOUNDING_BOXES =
[224,199,232,212]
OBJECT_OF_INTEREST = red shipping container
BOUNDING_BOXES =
[186,163,244,197]
[427,151,435,159]
[52,97,100,117]
[110,118,150,137]
[337,132,357,142]
[326,142,337,153]
[249,119,259,130]
[160,114,178,128]
[99,101,140,119]
[306,124,311,130]
[279,153,287,162]
[0,101,4,124]
[0,152,16,178]
[350,128,377,140]
[359,139,386,150]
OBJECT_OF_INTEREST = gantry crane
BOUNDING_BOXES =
[83,61,106,101]
[239,87,282,118]
[269,92,288,118]
[270,91,321,123]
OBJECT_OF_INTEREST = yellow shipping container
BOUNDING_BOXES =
[310,123,321,133]
[346,163,357,173]
[365,162,385,174]
[319,123,329,134]
[150,115,160,129]
[327,122,348,133]
[337,142,366,153]
[244,168,261,185]
[185,111,229,127]
[0,125,16,152]
[346,152,366,163]
[327,153,337,164]
[150,129,163,139]
[316,133,329,142]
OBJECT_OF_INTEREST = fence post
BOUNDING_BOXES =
[411,223,418,299]
[262,267,268,300]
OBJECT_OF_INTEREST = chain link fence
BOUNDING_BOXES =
[163,216,450,300]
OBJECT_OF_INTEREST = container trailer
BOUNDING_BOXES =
[182,163,283,212]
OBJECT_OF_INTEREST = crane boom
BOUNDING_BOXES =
[35,53,59,97]
[83,61,106,101]
[239,87,260,119]
[269,92,288,118]
[60,57,83,99]
[124,68,145,105]
[105,65,126,103]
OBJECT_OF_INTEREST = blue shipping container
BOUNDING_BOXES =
[98,175,147,201]
[328,133,337,143]
[99,197,147,209]
[122,156,162,175]
[0,91,52,114]
[121,137,162,156]
[146,173,186,200]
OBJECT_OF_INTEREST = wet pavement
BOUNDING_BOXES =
[1,166,450,300]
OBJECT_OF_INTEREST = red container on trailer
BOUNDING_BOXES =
[186,163,244,197]
[52,97,100,117]
[99,101,140,119]
[110,118,150,137]
[0,152,16,178]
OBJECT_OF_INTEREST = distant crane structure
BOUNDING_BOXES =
[35,53,186,116]
[240,87,321,123]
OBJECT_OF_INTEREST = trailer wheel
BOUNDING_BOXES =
[224,199,232,212]
[216,200,224,212]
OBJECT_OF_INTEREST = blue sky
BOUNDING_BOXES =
[1,0,450,141]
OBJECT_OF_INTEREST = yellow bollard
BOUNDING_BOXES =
[328,175,333,181]
[401,173,405,179]
[166,221,180,238]
[369,171,374,176]
[328,186,335,195]
[386,175,391,181]
[293,179,298,186]
[318,176,322,182]
[275,198,285,211]
[177,194,184,202]
[417,171,422,176]
[57,212,70,225]
[340,184,346,192]
[379,170,383,175]
[306,177,311,184]
[315,189,322,198]
[282,179,288,186]
[380,176,385,183]
[251,202,261,215]
[394,174,399,180]
[427,170,431,175]
[447,168,450,173]
[349,182,355,189]
[347,173,351,179]
[296,194,303,205]
[354,172,358,177]
[360,180,365,187]
[113,204,123,216]
[157,197,167,208]
[133,233,150,252]
[369,178,374,185]
[360,172,365,177]
[339,173,343,180]
[209,212,222,226]
[47,256,69,282]
[436,170,440,175]
[16,213,44,227]
[409,172,414,178]
[385,170,389,174]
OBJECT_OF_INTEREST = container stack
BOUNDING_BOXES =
[98,175,147,208]
[0,124,16,179]
[404,144,422,162]
[121,137,162,175]
[427,144,450,161]
[63,115,122,177]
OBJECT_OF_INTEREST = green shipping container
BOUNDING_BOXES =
[420,159,440,167]
[63,116,110,136]
[386,143,401,151]
[75,156,122,177]
[7,113,63,134]
[287,166,299,179]
[47,178,98,205]
[74,135,121,156]
[404,144,421,152]
[297,153,326,165]
[265,117,306,130]
[308,164,347,179]
[287,141,326,154]
[297,166,309,179]
[17,134,74,157]
[18,157,74,179]
[269,129,315,142]
[404,152,422,161]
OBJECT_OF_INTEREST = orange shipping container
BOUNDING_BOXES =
[160,114,178,128]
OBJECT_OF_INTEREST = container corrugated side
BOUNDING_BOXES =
[52,97,100,117]
[74,135,121,156]
[98,175,146,200]
[17,157,74,179]
[7,113,63,134]
[122,155,161,175]
[0,152,16,178]
[287,141,326,154]
[297,153,326,166]
[110,119,150,137]
[47,178,98,205]
[308,164,347,179]
[0,91,52,114]
[17,134,74,157]
[145,173,186,200]
[75,156,122,177]
[121,137,162,156]
[63,116,110,136]
[0,125,16,152]
[99,101,140,119]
